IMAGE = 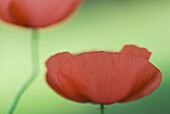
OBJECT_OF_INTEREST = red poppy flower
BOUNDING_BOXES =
[0,0,81,28]
[46,45,162,104]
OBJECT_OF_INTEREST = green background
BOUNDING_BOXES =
[0,0,170,114]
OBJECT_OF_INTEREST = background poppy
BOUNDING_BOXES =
[0,0,82,114]
[0,0,81,28]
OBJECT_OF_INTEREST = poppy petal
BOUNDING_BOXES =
[119,68,162,102]
[9,0,81,27]
[121,45,151,60]
[58,52,155,104]
[0,0,14,22]
[46,52,73,100]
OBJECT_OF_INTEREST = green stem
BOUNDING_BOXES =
[7,29,40,114]
[100,104,105,114]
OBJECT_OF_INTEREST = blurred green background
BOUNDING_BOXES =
[0,0,170,114]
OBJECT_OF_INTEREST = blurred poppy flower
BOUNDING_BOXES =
[0,0,81,28]
[46,45,162,104]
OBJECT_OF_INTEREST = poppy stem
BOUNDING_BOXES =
[100,104,105,114]
[7,29,40,114]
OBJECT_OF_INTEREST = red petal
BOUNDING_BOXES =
[9,0,81,27]
[0,0,14,23]
[46,52,73,100]
[119,68,162,102]
[58,52,159,104]
[121,45,151,60]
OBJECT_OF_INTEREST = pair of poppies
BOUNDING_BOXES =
[0,0,162,109]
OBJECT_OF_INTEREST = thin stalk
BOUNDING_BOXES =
[7,29,40,114]
[100,104,105,114]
